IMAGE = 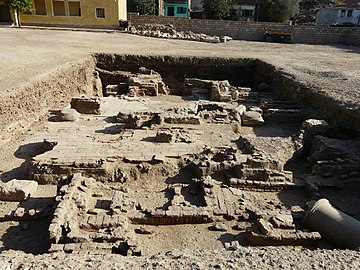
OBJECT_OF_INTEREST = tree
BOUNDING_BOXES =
[127,0,157,15]
[257,0,299,22]
[203,0,232,20]
[5,0,32,27]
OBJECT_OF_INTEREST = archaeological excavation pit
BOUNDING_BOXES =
[1,54,360,255]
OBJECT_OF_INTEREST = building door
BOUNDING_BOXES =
[0,5,11,22]
[167,6,174,16]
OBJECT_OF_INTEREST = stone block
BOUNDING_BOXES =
[59,108,80,122]
[70,96,103,114]
[257,218,273,235]
[0,179,38,201]
[242,111,264,126]
[105,85,120,96]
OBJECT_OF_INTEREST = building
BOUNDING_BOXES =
[189,0,256,20]
[163,0,189,17]
[18,0,127,29]
[316,7,360,26]
[189,0,206,18]
[0,0,11,23]
[232,0,256,21]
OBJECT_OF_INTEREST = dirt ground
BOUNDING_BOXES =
[0,26,360,110]
[1,26,360,268]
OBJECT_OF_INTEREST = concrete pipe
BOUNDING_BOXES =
[303,198,360,249]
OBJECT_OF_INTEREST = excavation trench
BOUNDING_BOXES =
[1,54,360,255]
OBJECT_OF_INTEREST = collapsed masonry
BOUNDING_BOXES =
[101,66,170,97]
[128,23,232,44]
[6,66,359,255]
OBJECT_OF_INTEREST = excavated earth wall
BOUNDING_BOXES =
[2,53,360,171]
[0,57,96,167]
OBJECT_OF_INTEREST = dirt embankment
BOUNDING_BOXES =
[0,57,96,172]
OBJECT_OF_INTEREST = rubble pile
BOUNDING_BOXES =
[102,67,170,97]
[0,179,38,201]
[70,96,103,115]
[129,24,232,44]
[49,173,141,255]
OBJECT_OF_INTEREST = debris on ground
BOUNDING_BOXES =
[129,24,232,44]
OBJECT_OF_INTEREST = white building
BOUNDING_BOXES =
[316,8,360,26]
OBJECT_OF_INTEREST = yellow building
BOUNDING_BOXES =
[19,0,127,29]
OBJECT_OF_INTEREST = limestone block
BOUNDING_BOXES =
[210,80,231,101]
[270,214,295,229]
[59,108,80,122]
[105,85,120,96]
[221,36,233,42]
[234,105,247,115]
[242,111,265,126]
[213,222,227,231]
[70,96,102,114]
[257,218,274,235]
[0,179,38,201]
[302,119,329,132]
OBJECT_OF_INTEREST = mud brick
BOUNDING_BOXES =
[78,215,87,226]
[112,215,128,227]
[213,207,226,216]
[95,214,104,228]
[110,215,120,227]
[88,215,97,228]
[118,214,127,225]
[102,214,112,227]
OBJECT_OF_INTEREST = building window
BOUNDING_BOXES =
[347,10,353,17]
[340,10,346,17]
[176,7,187,14]
[96,8,105,18]
[69,1,81,17]
[241,9,253,17]
[53,0,65,16]
[34,0,46,15]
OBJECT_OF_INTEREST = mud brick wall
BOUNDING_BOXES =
[128,13,360,46]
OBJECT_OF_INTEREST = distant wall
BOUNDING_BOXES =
[128,13,360,46]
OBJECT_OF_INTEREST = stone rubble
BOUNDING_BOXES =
[70,96,103,114]
[129,23,232,44]
[58,108,80,122]
[0,179,38,201]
